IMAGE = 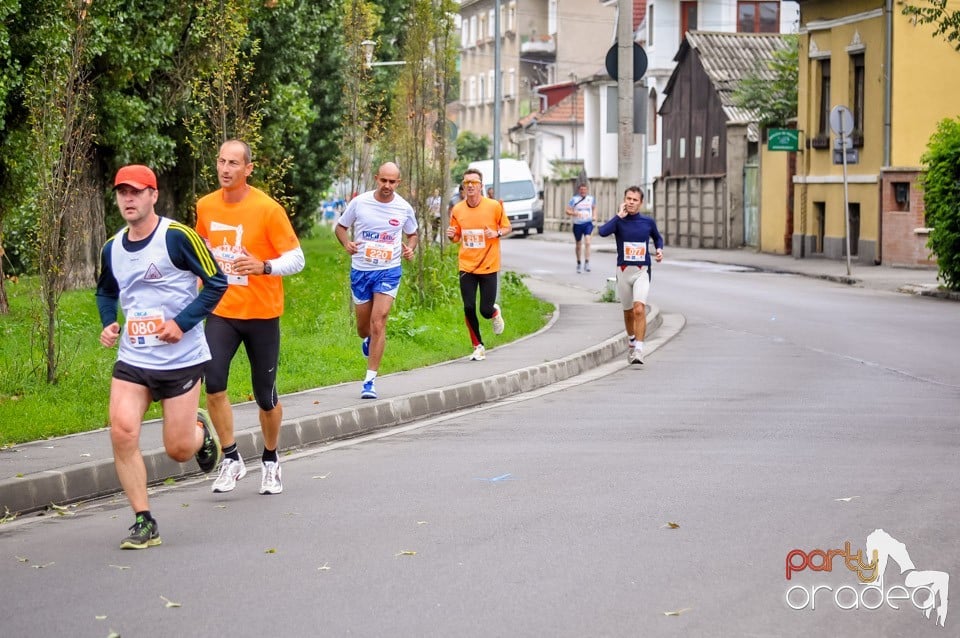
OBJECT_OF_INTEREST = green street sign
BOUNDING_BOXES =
[768,128,799,151]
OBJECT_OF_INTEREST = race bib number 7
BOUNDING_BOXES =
[127,308,167,347]
[624,241,647,262]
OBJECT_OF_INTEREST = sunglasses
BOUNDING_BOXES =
[462,179,481,186]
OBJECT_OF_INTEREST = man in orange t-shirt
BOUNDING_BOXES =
[447,167,511,361]
[195,139,305,496]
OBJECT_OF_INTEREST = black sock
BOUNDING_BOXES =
[223,443,240,461]
[135,510,153,523]
[262,448,278,463]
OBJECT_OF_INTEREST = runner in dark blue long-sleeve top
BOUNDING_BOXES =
[597,186,664,364]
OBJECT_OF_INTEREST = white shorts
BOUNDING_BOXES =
[617,265,650,309]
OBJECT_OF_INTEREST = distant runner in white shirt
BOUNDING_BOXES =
[565,183,596,273]
[335,162,418,400]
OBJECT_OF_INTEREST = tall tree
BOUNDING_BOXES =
[732,34,799,130]
[25,0,97,383]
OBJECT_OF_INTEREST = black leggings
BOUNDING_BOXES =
[204,315,280,411]
[459,271,498,347]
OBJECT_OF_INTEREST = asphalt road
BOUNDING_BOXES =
[1,237,958,638]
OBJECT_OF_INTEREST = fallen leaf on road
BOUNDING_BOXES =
[163,478,176,486]
[663,608,692,616]
[662,522,680,529]
[80,453,91,457]
[265,548,277,554]
[108,630,120,638]
[95,615,107,620]
[15,556,28,563]
[108,564,130,570]
[312,473,330,479]
[395,550,417,557]
[318,563,331,571]
[160,595,181,608]
[416,521,429,525]
[32,562,55,569]
[181,503,189,508]
[834,496,860,502]
[1,507,19,523]
[215,505,227,509]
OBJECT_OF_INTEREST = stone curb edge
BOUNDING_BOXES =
[0,308,662,518]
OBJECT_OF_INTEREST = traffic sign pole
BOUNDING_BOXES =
[830,105,854,276]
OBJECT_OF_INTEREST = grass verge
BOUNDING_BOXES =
[0,229,554,446]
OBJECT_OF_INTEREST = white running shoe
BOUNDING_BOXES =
[628,348,644,365]
[469,344,486,361]
[491,304,505,335]
[211,457,247,493]
[260,460,283,495]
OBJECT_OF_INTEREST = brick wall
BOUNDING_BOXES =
[880,169,936,267]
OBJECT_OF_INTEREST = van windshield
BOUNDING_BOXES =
[486,180,536,202]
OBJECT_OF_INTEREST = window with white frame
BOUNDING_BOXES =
[548,0,558,35]
[461,21,469,47]
[469,76,477,106]
[469,16,477,46]
[479,13,487,42]
[505,68,516,98]
[488,70,495,102]
[679,137,686,158]
[488,9,496,39]
[507,2,516,32]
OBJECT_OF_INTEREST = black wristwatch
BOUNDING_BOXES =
[263,260,272,275]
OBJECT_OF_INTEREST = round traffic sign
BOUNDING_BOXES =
[605,43,648,82]
[830,105,854,136]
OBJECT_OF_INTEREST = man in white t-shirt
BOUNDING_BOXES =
[335,162,419,399]
[565,183,596,273]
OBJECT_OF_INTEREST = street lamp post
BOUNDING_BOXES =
[361,40,407,68]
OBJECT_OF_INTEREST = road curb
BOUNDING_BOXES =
[0,307,662,517]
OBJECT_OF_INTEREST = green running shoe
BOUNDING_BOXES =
[120,515,161,550]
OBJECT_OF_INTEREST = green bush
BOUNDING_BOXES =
[921,117,960,290]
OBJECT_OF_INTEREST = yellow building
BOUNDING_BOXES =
[794,0,960,265]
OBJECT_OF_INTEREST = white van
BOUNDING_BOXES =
[467,158,543,236]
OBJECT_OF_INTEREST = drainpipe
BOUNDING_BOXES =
[884,0,892,167]
[881,0,893,264]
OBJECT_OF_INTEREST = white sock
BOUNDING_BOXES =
[365,370,377,383]
[636,341,644,352]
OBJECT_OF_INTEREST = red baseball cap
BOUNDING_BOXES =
[113,164,157,190]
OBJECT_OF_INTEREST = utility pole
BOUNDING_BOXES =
[493,0,502,192]
[616,0,635,201]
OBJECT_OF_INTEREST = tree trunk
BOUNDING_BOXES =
[64,169,106,290]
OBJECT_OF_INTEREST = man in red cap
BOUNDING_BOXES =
[96,164,228,549]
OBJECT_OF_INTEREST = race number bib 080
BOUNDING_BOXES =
[212,246,248,286]
[362,241,395,265]
[577,208,592,221]
[126,308,166,347]
[623,241,647,262]
[462,229,486,249]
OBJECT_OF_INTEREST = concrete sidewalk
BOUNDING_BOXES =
[0,277,664,517]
